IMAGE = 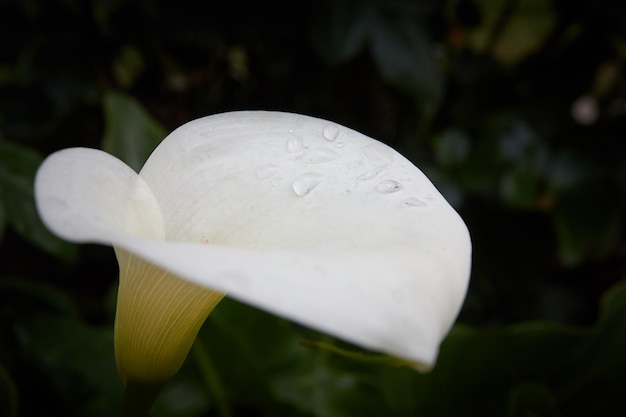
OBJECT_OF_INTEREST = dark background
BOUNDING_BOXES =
[1,0,625,416]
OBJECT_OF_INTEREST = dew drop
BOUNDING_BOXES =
[376,179,403,193]
[255,165,282,179]
[292,173,323,196]
[302,147,340,164]
[363,143,393,165]
[287,136,304,152]
[403,197,427,207]
[356,169,380,182]
[336,141,345,148]
[322,124,339,141]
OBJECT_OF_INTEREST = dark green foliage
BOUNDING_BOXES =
[1,0,625,415]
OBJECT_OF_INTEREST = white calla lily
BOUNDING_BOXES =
[35,111,471,383]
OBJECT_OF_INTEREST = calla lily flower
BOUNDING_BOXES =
[35,111,471,386]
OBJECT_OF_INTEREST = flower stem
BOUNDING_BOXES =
[299,339,426,371]
[119,379,164,417]
[191,338,233,417]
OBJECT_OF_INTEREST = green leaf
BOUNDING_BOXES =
[466,0,509,52]
[499,167,542,210]
[492,0,556,65]
[378,323,583,416]
[15,314,121,415]
[152,378,209,417]
[314,2,444,114]
[551,185,621,266]
[545,149,623,266]
[434,129,471,166]
[469,0,556,65]
[506,382,562,417]
[370,13,444,110]
[0,141,76,260]
[271,343,388,417]
[101,92,166,172]
[179,282,626,416]
[112,44,145,89]
[599,280,626,321]
[548,150,603,191]
[198,299,381,417]
[556,280,626,416]
[379,281,626,416]
[310,0,374,65]
[0,276,79,317]
[197,299,302,409]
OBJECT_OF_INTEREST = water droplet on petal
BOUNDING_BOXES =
[336,141,345,148]
[322,124,339,141]
[302,147,340,164]
[356,169,380,182]
[376,179,403,193]
[255,165,282,179]
[404,197,427,207]
[287,136,304,152]
[363,143,393,165]
[292,173,323,196]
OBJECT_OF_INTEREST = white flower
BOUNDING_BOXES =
[35,111,471,383]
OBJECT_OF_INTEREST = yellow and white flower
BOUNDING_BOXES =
[35,111,471,385]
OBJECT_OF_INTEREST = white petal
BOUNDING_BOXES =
[35,147,165,242]
[35,111,471,369]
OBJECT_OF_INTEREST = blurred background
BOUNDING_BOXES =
[1,0,626,416]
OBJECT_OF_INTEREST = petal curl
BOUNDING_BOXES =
[35,148,224,382]
[35,147,165,242]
